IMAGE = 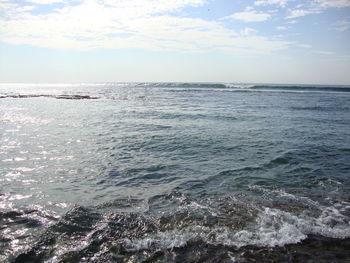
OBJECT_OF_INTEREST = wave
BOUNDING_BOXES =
[250,85,350,93]
[9,189,350,262]
[1,83,349,100]
[130,82,350,92]
[123,206,350,252]
[130,83,350,94]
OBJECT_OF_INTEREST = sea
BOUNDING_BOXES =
[0,83,350,263]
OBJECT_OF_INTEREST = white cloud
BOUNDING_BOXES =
[0,0,289,55]
[240,27,257,36]
[98,0,205,15]
[313,0,350,8]
[26,0,67,4]
[226,10,271,22]
[296,43,312,48]
[285,0,350,20]
[286,9,321,19]
[333,19,350,31]
[0,1,35,19]
[275,26,287,30]
[254,0,289,7]
[312,50,335,55]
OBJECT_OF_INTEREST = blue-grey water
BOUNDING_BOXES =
[1,83,350,262]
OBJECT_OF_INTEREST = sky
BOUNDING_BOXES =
[0,0,349,84]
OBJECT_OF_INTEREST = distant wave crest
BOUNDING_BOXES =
[135,82,350,92]
[1,83,350,101]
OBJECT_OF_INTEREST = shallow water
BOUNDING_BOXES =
[1,83,350,262]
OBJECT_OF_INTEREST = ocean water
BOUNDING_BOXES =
[0,83,350,263]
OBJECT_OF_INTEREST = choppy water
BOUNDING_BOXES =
[1,83,350,263]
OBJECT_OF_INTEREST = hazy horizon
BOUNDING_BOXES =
[1,82,350,87]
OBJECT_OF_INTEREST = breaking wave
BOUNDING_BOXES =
[8,189,350,262]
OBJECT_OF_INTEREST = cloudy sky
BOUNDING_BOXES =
[0,0,349,84]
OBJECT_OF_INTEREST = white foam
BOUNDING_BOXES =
[224,83,255,89]
[181,201,218,217]
[121,203,350,251]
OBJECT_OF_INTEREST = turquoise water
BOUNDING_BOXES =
[1,83,350,262]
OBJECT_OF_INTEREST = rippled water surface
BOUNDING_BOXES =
[1,83,350,262]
